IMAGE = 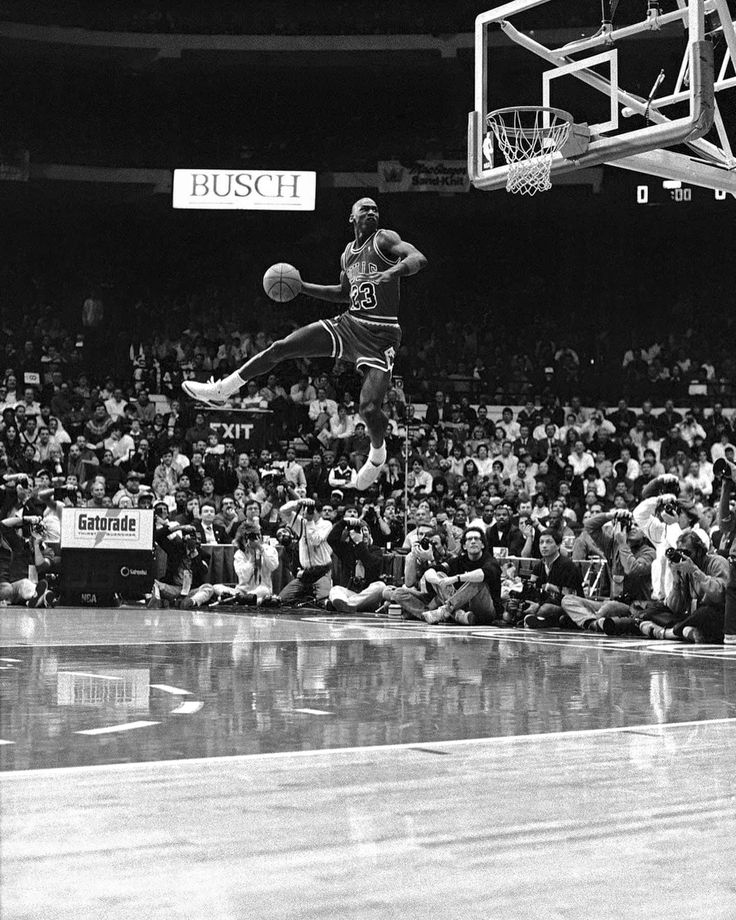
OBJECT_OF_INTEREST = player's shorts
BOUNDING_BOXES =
[320,312,401,374]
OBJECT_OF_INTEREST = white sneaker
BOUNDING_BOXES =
[182,376,230,407]
[452,609,476,626]
[355,457,385,491]
[422,604,452,624]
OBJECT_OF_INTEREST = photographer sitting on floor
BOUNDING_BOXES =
[415,526,503,626]
[383,524,445,617]
[512,530,583,630]
[231,521,280,606]
[636,529,730,644]
[633,473,707,606]
[149,502,210,608]
[561,509,655,635]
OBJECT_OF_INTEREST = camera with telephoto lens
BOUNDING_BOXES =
[182,530,199,551]
[665,547,686,564]
[348,521,363,535]
[508,577,541,604]
[614,509,633,532]
[22,518,45,537]
[418,536,432,551]
[658,498,680,517]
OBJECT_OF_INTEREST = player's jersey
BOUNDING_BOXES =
[340,229,401,327]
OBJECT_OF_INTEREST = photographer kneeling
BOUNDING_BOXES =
[277,498,333,606]
[0,475,54,606]
[637,529,730,643]
[561,509,655,634]
[149,503,211,608]
[328,506,382,589]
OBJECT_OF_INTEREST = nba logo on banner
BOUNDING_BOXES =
[172,169,316,210]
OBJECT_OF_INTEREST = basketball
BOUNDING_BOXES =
[263,262,302,302]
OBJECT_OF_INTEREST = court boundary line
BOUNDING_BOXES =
[3,716,735,780]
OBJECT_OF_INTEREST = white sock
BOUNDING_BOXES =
[368,443,387,467]
[220,369,246,397]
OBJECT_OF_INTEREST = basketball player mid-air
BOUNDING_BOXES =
[183,197,427,490]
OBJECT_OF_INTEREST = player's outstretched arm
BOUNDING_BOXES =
[366,230,428,284]
[301,271,350,304]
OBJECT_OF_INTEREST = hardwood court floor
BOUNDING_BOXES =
[1,607,736,919]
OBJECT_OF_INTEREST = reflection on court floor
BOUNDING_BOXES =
[1,607,735,771]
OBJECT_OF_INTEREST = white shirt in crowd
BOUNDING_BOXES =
[309,397,338,421]
[568,450,596,477]
[105,396,128,420]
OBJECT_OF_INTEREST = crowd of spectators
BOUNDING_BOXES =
[1,287,734,643]
[3,0,608,36]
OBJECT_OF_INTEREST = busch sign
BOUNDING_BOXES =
[172,169,316,210]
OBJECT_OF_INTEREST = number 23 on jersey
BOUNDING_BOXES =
[350,281,378,311]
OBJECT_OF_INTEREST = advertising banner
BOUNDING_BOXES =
[172,169,316,210]
[60,508,154,551]
[377,160,469,193]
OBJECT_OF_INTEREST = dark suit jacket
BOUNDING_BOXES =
[485,523,526,557]
[424,404,451,427]
[194,521,229,545]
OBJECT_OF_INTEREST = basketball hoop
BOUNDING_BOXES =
[486,106,573,195]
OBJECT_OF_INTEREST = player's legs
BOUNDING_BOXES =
[354,366,391,490]
[182,321,334,406]
[359,367,391,449]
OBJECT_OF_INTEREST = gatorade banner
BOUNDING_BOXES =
[60,508,154,551]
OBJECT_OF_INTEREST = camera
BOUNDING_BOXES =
[613,509,633,532]
[665,547,686,564]
[22,518,45,537]
[276,526,295,547]
[419,536,431,551]
[659,499,680,517]
[261,469,284,482]
[348,522,363,535]
[246,531,260,541]
[183,532,200,551]
[364,506,378,524]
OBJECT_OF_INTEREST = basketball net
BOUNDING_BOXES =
[487,107,573,195]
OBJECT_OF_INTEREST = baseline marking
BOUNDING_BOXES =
[75,721,160,736]
[13,717,734,777]
[171,701,203,715]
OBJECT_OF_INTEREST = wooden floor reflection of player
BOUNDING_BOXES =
[183,197,427,490]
